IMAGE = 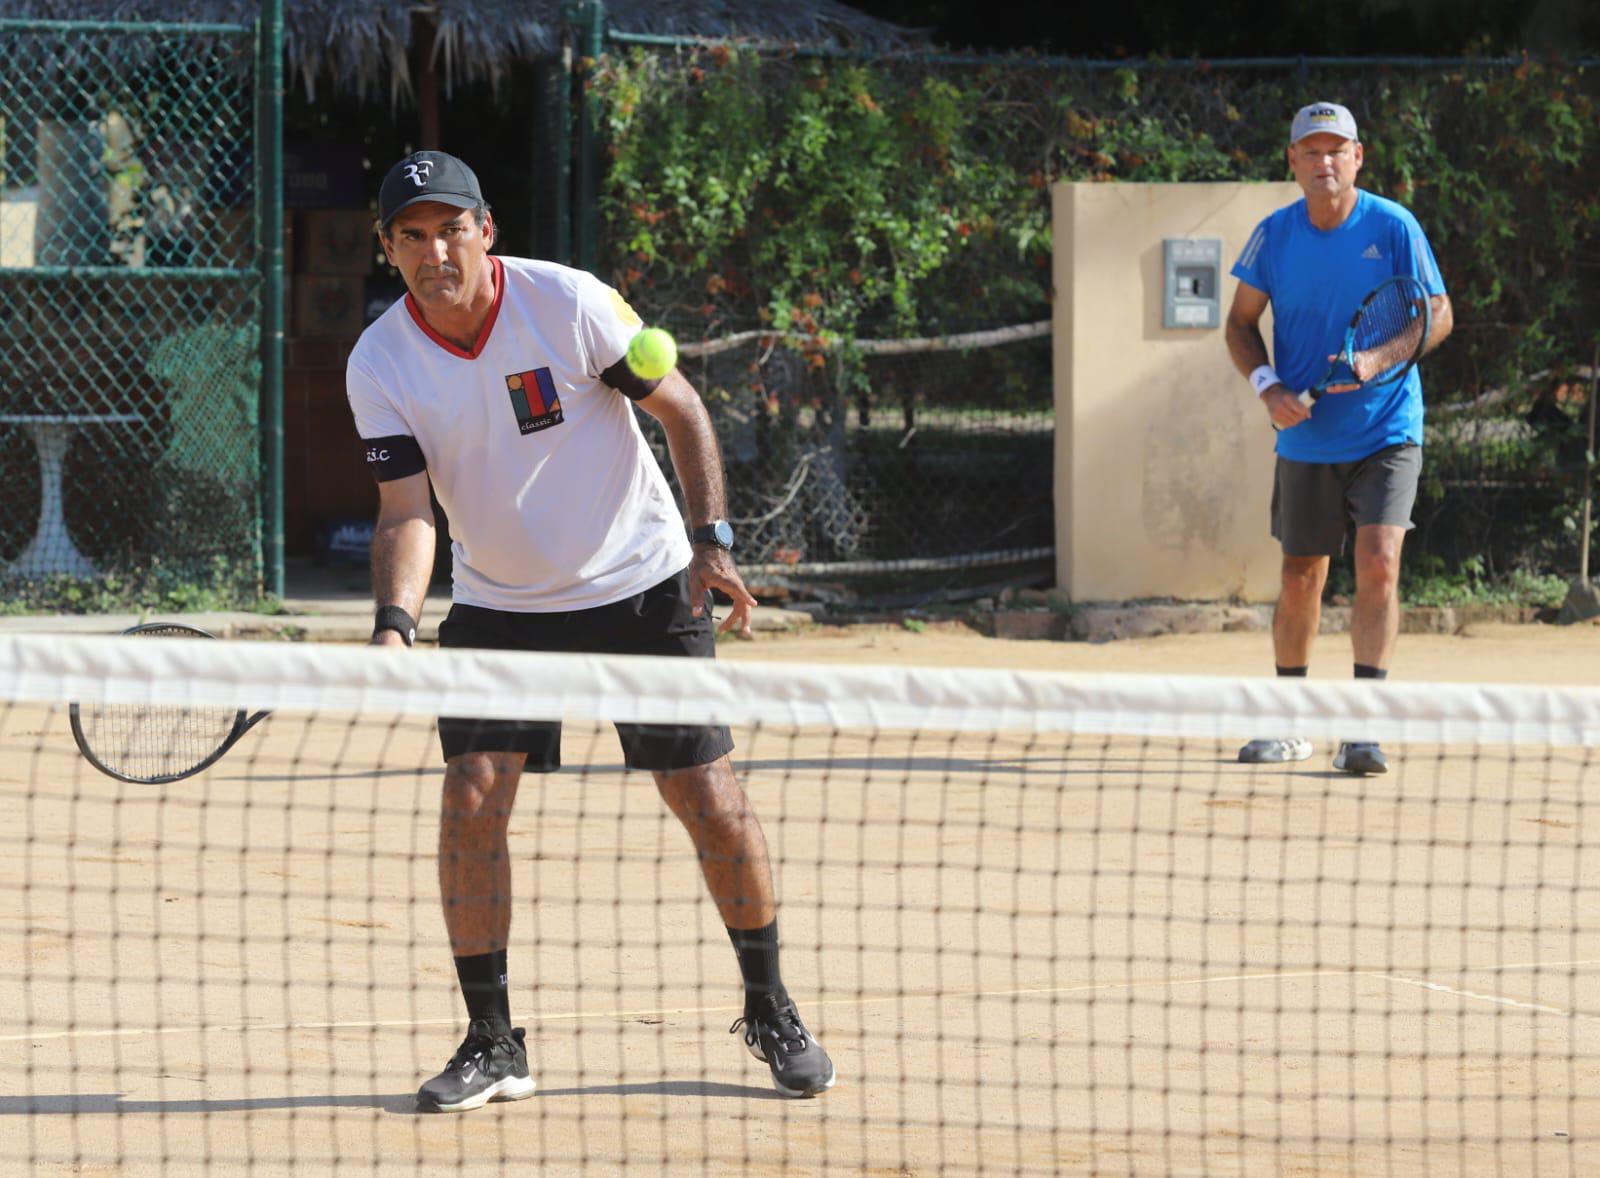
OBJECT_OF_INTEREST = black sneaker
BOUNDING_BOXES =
[1333,741,1388,775]
[730,998,837,1098]
[416,1019,537,1112]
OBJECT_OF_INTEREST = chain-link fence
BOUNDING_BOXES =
[0,20,261,609]
[595,42,1597,596]
[665,330,1054,581]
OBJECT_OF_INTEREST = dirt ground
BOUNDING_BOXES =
[3,618,1596,1176]
[718,618,1600,686]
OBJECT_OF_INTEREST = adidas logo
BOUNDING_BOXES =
[1361,244,1383,260]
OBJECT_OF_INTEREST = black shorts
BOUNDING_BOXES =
[436,568,734,772]
[1271,443,1421,557]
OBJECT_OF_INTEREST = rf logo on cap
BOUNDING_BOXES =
[377,150,488,229]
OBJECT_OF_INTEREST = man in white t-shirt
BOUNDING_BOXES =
[347,150,835,1111]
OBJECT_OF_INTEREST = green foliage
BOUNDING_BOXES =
[593,49,1598,584]
[1325,551,1567,608]
[0,557,280,616]
[595,51,1594,382]
[595,48,1053,343]
[1399,554,1567,608]
[1360,63,1598,397]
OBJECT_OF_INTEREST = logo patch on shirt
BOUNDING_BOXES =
[506,368,564,435]
[608,288,643,330]
[1361,243,1383,260]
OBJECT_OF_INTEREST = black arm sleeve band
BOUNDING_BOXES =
[360,434,426,482]
[600,357,662,402]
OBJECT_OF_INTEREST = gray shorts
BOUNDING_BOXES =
[1271,443,1421,557]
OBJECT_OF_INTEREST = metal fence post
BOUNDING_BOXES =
[574,0,604,274]
[257,0,285,599]
[551,3,578,266]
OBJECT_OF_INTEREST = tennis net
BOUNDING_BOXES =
[1,632,1596,1175]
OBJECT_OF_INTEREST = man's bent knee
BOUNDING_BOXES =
[656,759,751,819]
[442,753,518,824]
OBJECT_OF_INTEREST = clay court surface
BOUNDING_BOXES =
[2,623,1596,1174]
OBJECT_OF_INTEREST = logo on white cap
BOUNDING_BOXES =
[1290,102,1359,144]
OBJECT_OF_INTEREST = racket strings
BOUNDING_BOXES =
[1352,285,1427,379]
[77,702,241,780]
[73,623,244,782]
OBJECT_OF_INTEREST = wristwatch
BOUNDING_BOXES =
[689,520,735,550]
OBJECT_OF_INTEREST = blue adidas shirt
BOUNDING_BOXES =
[1232,190,1447,463]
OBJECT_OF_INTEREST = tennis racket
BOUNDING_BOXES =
[1297,275,1432,407]
[70,622,271,784]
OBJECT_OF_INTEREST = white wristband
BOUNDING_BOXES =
[1249,365,1281,397]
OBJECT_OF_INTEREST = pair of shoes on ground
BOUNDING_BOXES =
[1237,738,1387,774]
[417,998,837,1112]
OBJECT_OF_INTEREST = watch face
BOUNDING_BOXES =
[692,520,734,549]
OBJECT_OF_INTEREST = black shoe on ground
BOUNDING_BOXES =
[1333,741,1388,775]
[416,1019,537,1112]
[730,997,837,1098]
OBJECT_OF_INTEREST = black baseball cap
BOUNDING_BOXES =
[378,150,484,228]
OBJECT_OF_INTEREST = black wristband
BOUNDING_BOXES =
[373,605,417,647]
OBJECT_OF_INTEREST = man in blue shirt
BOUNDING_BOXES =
[1225,102,1453,774]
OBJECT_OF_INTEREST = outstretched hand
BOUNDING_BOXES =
[688,546,757,637]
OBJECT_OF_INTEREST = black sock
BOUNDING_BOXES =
[1275,665,1309,677]
[1354,663,1388,680]
[727,921,786,1012]
[454,948,511,1033]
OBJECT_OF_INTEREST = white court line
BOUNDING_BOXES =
[0,972,1339,1045]
[5,958,1599,1046]
[1374,973,1600,1022]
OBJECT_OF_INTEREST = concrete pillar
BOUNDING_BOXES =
[1052,180,1301,603]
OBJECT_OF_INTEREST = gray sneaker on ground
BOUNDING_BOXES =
[1333,741,1388,775]
[731,997,837,1098]
[1238,738,1313,764]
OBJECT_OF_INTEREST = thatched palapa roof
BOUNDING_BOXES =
[4,1,920,101]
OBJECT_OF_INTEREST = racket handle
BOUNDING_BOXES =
[1296,390,1315,408]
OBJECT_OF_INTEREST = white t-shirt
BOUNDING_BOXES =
[346,255,692,611]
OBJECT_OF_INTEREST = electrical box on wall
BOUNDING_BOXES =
[1162,237,1221,329]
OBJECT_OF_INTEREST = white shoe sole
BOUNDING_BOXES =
[773,1064,837,1099]
[422,1074,537,1113]
[1238,738,1312,764]
[744,1031,837,1098]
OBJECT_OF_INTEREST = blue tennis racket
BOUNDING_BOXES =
[1297,275,1432,407]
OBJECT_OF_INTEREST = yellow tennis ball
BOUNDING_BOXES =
[626,327,678,380]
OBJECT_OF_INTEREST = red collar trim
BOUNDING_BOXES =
[404,255,504,359]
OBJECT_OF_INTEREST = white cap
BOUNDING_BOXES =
[1290,102,1359,144]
